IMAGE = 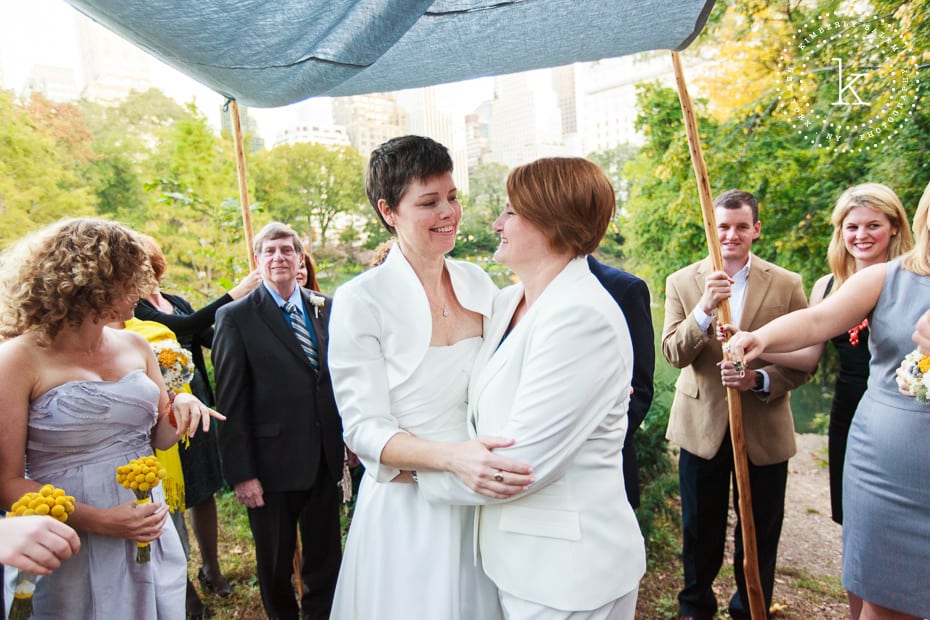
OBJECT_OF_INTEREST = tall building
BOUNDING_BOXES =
[575,53,676,154]
[487,68,568,168]
[332,93,408,160]
[220,103,266,152]
[22,65,80,102]
[273,124,350,149]
[397,86,469,194]
[553,65,583,155]
[464,100,492,178]
[77,16,151,103]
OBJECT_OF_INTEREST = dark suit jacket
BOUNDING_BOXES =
[213,284,343,493]
[588,255,655,508]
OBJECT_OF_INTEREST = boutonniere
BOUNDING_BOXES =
[308,293,325,318]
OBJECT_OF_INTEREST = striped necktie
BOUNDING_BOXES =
[283,302,319,369]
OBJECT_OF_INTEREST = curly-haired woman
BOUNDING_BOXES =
[0,218,223,619]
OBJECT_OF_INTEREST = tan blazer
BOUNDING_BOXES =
[662,255,809,465]
[419,257,646,611]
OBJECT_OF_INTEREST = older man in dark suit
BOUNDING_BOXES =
[213,222,343,620]
[588,255,655,509]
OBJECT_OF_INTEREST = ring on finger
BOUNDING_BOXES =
[493,470,504,483]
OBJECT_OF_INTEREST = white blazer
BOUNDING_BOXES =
[328,243,497,482]
[419,257,646,611]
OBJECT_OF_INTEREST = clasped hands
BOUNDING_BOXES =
[716,322,763,392]
[442,436,534,499]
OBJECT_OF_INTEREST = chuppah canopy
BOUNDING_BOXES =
[65,0,715,108]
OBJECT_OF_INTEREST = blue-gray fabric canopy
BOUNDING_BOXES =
[66,0,715,108]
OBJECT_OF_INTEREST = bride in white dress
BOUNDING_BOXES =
[327,136,533,620]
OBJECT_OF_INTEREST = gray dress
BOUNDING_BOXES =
[842,259,930,616]
[10,369,186,619]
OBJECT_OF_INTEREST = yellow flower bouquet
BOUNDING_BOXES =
[895,349,930,404]
[6,484,76,620]
[152,340,194,393]
[115,455,166,564]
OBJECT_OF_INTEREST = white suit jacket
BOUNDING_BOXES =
[419,257,646,611]
[328,243,497,482]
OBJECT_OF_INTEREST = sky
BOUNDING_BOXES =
[0,0,493,144]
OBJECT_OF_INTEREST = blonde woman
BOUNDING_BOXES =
[807,184,913,527]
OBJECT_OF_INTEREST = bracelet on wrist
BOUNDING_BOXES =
[166,390,178,427]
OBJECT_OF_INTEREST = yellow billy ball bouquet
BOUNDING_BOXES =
[115,455,166,564]
[6,484,76,620]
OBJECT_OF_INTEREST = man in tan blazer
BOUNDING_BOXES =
[662,190,810,620]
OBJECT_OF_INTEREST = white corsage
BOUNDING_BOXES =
[152,340,195,391]
[895,348,930,404]
[308,292,325,318]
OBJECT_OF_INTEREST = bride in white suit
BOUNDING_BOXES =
[418,157,646,619]
[327,136,533,620]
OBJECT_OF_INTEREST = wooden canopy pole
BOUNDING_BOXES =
[670,51,767,620]
[228,99,257,270]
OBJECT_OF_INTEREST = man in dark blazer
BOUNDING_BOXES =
[213,222,343,620]
[588,255,655,509]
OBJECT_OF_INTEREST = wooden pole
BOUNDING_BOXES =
[228,99,257,270]
[670,50,767,620]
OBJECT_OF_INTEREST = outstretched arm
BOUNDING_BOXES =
[727,264,885,365]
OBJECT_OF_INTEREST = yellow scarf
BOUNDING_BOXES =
[122,317,190,513]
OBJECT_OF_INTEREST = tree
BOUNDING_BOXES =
[622,0,930,296]
[76,89,191,223]
[250,142,366,248]
[588,144,639,258]
[0,90,95,245]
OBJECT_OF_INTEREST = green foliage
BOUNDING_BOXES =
[250,142,367,248]
[0,90,95,244]
[632,304,681,548]
[623,0,930,297]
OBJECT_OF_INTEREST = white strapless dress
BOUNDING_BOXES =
[330,337,501,620]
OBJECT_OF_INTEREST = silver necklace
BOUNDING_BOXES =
[428,297,449,317]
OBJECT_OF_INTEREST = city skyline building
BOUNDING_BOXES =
[22,64,80,102]
[487,68,569,168]
[576,53,677,153]
[332,93,409,162]
[464,100,492,178]
[397,86,469,194]
[220,103,266,152]
[76,16,152,104]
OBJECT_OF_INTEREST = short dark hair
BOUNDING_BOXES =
[366,135,453,234]
[714,189,759,222]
